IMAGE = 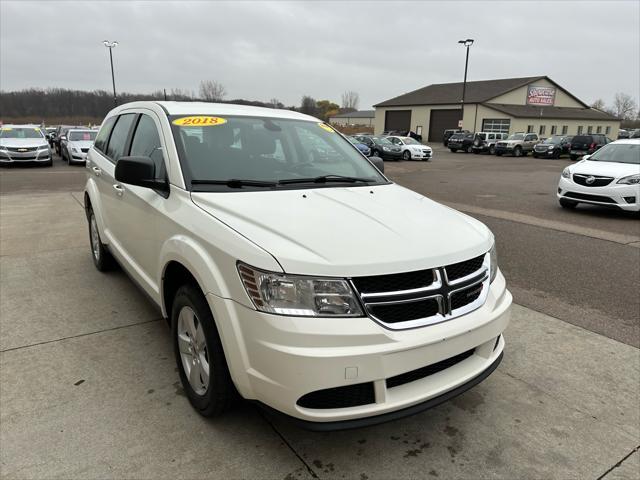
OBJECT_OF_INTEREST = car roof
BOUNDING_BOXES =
[112,101,320,122]
[1,124,41,128]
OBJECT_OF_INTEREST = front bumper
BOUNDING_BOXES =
[494,145,515,154]
[0,150,51,163]
[410,149,432,160]
[70,151,88,162]
[558,176,640,211]
[207,270,512,425]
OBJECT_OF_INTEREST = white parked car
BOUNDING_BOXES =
[0,124,52,166]
[84,102,511,429]
[386,136,432,161]
[60,129,98,164]
[558,139,640,212]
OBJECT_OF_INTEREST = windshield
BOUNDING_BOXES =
[587,143,639,165]
[0,127,44,139]
[401,137,420,145]
[170,115,387,189]
[371,136,392,144]
[347,136,361,144]
[542,136,563,144]
[69,131,97,141]
[507,133,525,140]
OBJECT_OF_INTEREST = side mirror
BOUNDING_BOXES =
[115,156,168,192]
[369,156,384,173]
[60,136,67,141]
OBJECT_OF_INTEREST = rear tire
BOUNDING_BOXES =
[88,207,116,271]
[489,145,496,155]
[172,284,236,417]
[450,148,458,153]
[559,198,578,209]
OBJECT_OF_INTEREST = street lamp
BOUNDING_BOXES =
[458,38,474,127]
[103,40,118,107]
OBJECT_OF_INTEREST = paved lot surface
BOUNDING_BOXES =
[1,152,639,479]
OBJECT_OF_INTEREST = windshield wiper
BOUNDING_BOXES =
[191,179,277,188]
[278,175,373,185]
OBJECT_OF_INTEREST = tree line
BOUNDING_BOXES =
[590,92,640,124]
[0,80,361,125]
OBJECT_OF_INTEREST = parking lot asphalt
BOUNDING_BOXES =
[1,152,639,479]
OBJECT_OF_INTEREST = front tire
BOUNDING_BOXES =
[88,207,116,271]
[466,145,473,153]
[172,284,236,417]
[489,145,496,155]
[513,146,523,157]
[450,148,458,153]
[570,154,578,161]
[402,150,411,161]
[559,198,578,209]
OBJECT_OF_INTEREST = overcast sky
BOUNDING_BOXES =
[1,1,638,109]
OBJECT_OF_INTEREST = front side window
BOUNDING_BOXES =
[0,127,44,139]
[94,117,117,153]
[106,114,136,162]
[129,114,166,179]
[170,115,387,191]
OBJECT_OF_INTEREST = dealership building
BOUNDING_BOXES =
[373,76,620,142]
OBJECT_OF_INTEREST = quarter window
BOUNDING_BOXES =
[105,114,136,162]
[94,116,117,153]
[129,114,166,180]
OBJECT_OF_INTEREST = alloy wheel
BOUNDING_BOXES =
[90,214,100,261]
[177,306,210,395]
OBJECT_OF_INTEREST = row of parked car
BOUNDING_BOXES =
[444,130,621,161]
[0,123,97,167]
[347,134,433,161]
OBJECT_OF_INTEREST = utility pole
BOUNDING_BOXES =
[458,39,474,128]
[103,41,118,107]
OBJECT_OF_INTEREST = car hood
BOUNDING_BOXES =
[191,183,492,277]
[68,140,94,149]
[572,159,640,179]
[0,138,47,148]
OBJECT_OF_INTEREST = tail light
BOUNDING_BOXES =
[590,142,597,150]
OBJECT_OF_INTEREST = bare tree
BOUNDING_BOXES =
[612,92,637,119]
[199,80,227,102]
[341,90,360,111]
[269,98,283,109]
[590,99,605,110]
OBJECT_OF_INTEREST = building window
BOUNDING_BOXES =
[577,126,583,134]
[551,125,557,135]
[527,125,534,133]
[596,126,602,133]
[587,126,593,134]
[562,125,568,135]
[606,126,611,135]
[539,125,546,135]
[481,118,511,134]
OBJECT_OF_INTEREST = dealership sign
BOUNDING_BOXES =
[527,85,556,106]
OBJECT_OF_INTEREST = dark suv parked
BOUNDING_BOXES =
[533,135,572,159]
[569,134,611,160]
[447,132,474,153]
[443,129,469,146]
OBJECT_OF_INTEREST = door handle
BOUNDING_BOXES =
[112,184,124,197]
[92,166,102,176]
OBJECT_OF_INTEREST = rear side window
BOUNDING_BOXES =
[129,114,166,179]
[94,117,117,153]
[106,114,136,162]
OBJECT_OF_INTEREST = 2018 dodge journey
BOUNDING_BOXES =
[84,101,512,430]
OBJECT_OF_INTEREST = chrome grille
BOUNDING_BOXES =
[351,254,490,330]
[572,174,613,187]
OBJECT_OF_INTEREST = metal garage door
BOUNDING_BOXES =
[384,110,411,133]
[428,109,462,142]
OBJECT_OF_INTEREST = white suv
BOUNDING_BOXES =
[84,102,511,429]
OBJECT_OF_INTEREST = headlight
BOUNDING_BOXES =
[71,147,79,153]
[489,242,498,283]
[237,263,363,317]
[561,167,571,178]
[548,145,554,150]
[38,144,49,150]
[617,174,640,185]
[383,146,391,152]
[0,146,6,151]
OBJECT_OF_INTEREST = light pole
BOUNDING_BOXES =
[458,38,474,128]
[103,40,118,106]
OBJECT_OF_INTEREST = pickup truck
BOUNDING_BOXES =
[495,133,539,157]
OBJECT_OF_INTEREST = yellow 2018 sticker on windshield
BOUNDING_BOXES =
[172,116,227,127]
[318,122,335,133]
